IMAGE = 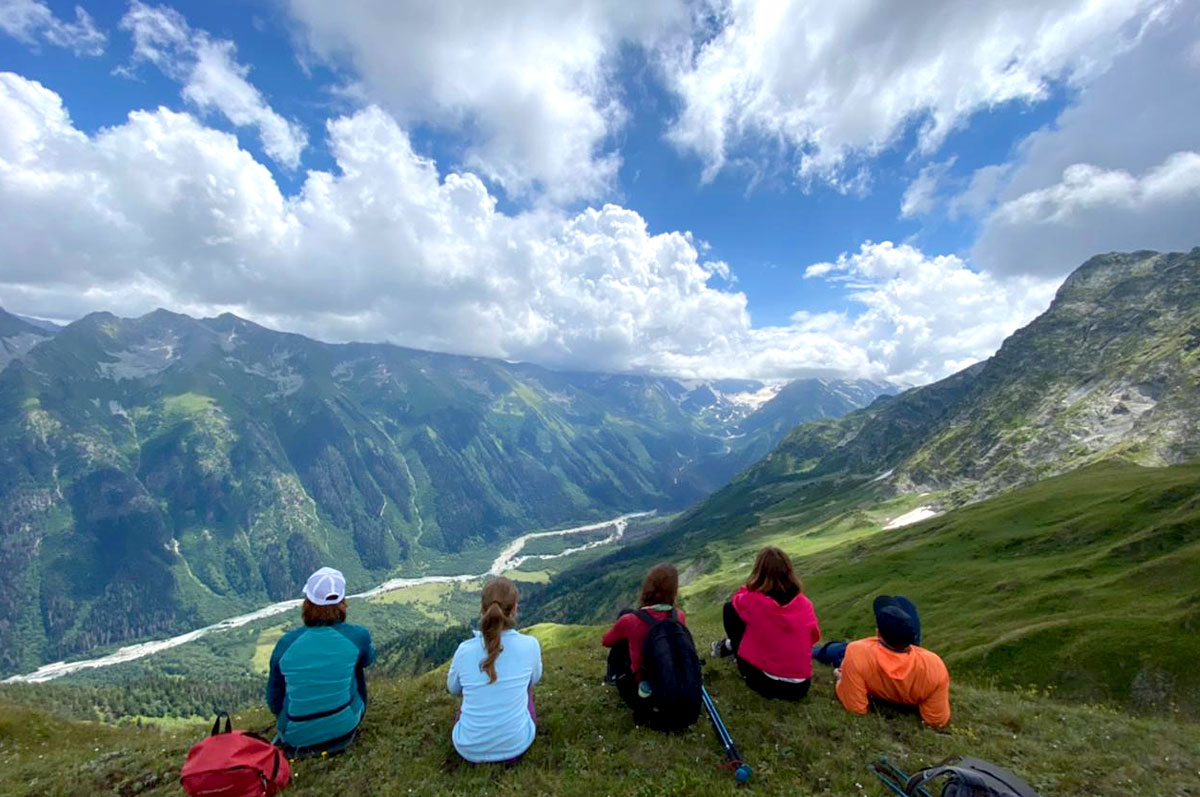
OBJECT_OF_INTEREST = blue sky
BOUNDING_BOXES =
[1,0,1196,383]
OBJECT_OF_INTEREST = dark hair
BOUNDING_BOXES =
[745,547,803,598]
[479,577,519,684]
[302,598,347,627]
[639,563,679,607]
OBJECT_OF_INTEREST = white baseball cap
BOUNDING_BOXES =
[303,567,347,606]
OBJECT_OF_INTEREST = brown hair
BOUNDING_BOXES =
[745,547,803,598]
[639,563,679,607]
[479,577,519,684]
[302,598,347,627]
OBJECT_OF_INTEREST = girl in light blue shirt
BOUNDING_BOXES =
[448,577,543,763]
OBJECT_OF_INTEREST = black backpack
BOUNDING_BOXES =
[635,609,702,731]
[903,757,1043,797]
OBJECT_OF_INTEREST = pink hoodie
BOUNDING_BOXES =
[731,586,821,680]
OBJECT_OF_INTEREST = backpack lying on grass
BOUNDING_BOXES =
[871,755,1043,797]
[181,712,291,797]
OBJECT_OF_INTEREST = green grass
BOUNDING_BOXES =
[533,460,1200,718]
[251,626,285,674]
[786,461,1200,715]
[2,614,1199,796]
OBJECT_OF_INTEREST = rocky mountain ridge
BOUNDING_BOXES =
[0,306,52,372]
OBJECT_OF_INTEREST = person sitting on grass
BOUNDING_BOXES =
[267,566,375,755]
[448,577,543,764]
[709,546,821,700]
[601,563,690,719]
[813,595,951,729]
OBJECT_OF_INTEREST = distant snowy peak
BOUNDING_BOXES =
[724,383,784,411]
[669,376,895,435]
[670,378,784,426]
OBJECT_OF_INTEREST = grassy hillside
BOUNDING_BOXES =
[3,460,1200,795]
[530,460,1200,716]
[2,617,1199,797]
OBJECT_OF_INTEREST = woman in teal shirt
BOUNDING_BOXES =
[266,567,375,752]
[448,577,543,763]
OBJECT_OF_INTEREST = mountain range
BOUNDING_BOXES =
[0,305,890,674]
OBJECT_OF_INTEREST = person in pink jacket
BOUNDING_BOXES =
[710,546,821,700]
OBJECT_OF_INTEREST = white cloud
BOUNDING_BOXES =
[794,242,1060,385]
[663,0,1168,185]
[900,159,955,218]
[119,2,307,168]
[0,72,1055,385]
[973,153,1200,275]
[966,3,1200,275]
[285,0,689,204]
[0,0,104,55]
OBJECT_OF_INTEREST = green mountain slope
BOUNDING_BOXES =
[0,306,889,675]
[531,458,1200,713]
[2,617,1199,797]
[760,248,1200,503]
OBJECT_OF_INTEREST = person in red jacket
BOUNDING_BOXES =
[710,547,821,700]
[602,563,686,718]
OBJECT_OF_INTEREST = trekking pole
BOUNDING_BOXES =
[700,686,751,784]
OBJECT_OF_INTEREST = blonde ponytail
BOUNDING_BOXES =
[479,577,519,684]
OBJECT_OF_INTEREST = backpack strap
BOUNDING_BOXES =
[634,609,660,628]
[210,711,232,736]
[906,765,1017,796]
[904,765,961,795]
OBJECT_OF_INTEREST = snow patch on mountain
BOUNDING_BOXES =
[97,335,181,380]
[884,506,938,529]
[724,383,784,411]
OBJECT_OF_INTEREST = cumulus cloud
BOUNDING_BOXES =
[285,0,689,203]
[0,73,1054,385]
[0,0,105,55]
[119,1,307,168]
[966,3,1200,275]
[663,0,1168,185]
[792,242,1059,385]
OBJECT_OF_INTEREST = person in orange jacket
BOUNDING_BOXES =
[812,595,951,729]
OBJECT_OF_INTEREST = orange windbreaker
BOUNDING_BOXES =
[835,637,951,728]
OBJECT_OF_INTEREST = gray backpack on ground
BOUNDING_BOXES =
[904,756,1042,797]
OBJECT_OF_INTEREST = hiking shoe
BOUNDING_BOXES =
[710,638,733,659]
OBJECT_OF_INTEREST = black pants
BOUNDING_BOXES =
[606,609,654,722]
[723,601,810,701]
[606,642,641,708]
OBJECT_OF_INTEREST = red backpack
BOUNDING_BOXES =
[181,713,291,797]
